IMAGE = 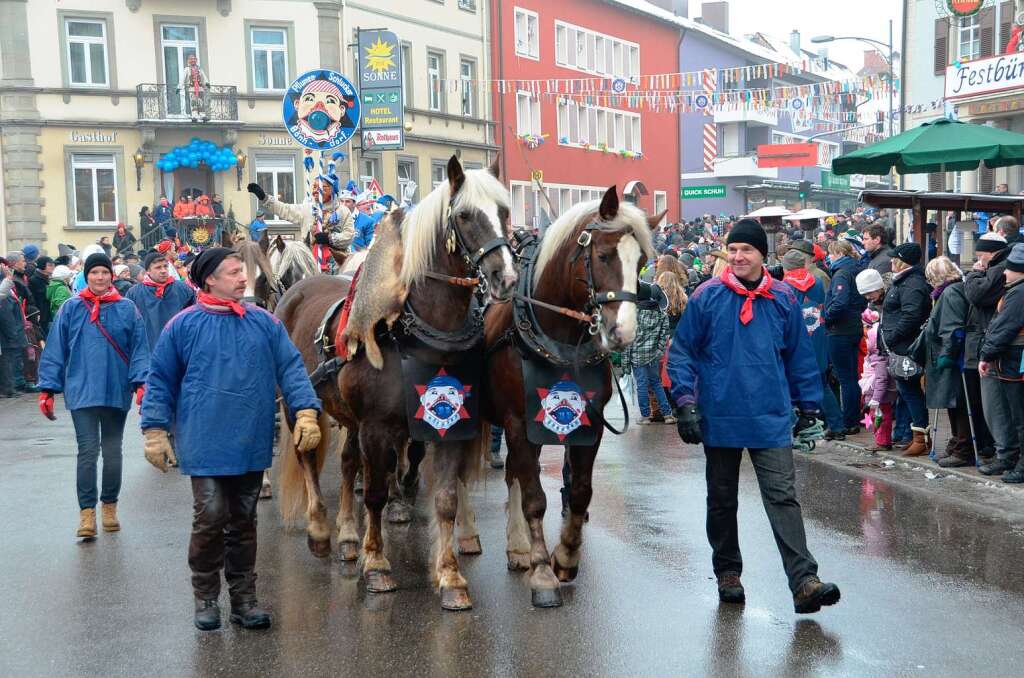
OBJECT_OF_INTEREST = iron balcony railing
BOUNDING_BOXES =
[136,83,239,122]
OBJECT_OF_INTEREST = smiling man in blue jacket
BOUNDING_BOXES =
[667,219,840,615]
[140,247,321,631]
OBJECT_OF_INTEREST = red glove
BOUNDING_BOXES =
[39,392,55,421]
[135,385,145,407]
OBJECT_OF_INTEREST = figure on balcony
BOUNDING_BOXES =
[178,54,210,123]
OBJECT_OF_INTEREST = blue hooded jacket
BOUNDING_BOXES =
[140,303,321,476]
[667,275,822,449]
[37,296,150,411]
[125,280,195,352]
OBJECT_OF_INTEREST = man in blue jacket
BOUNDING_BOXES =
[667,219,840,615]
[37,252,150,538]
[140,247,321,631]
[126,251,195,353]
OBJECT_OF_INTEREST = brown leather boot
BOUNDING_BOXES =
[902,427,930,457]
[101,502,120,532]
[77,508,97,538]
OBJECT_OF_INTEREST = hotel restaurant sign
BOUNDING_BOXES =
[945,53,1024,101]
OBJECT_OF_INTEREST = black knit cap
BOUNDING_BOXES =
[892,242,922,266]
[83,252,113,276]
[190,247,234,289]
[726,218,768,259]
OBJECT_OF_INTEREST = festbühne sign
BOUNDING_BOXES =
[358,29,404,151]
[945,53,1024,101]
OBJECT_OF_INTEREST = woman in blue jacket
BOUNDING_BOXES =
[37,253,149,539]
[821,240,867,437]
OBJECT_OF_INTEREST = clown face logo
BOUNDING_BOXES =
[284,70,361,150]
[415,369,471,437]
[535,378,595,441]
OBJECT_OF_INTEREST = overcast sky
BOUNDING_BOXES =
[715,0,904,71]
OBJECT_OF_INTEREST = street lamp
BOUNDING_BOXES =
[133,148,146,191]
[235,150,247,191]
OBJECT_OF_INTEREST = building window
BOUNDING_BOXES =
[360,157,380,192]
[427,50,445,112]
[517,91,541,136]
[460,58,476,117]
[959,14,980,61]
[554,21,638,81]
[66,19,109,87]
[514,7,539,60]
[557,100,639,152]
[654,191,667,225]
[431,160,447,189]
[254,155,296,216]
[72,154,117,225]
[252,28,288,91]
[397,157,418,203]
[401,42,413,108]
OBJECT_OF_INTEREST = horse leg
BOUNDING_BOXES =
[551,443,598,582]
[360,429,396,593]
[506,424,562,608]
[431,441,472,611]
[456,478,482,555]
[335,428,360,562]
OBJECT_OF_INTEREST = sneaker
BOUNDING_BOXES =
[717,573,745,604]
[636,416,653,425]
[793,576,841,614]
[663,415,678,424]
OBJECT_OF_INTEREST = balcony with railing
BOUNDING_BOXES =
[136,84,239,123]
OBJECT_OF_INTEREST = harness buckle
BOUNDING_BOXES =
[576,231,592,248]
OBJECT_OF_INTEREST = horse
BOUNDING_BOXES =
[478,186,657,608]
[276,155,518,611]
[267,235,319,291]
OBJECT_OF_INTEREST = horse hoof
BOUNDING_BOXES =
[551,554,579,582]
[386,502,412,524]
[307,535,331,558]
[440,586,473,611]
[259,484,273,500]
[507,551,530,571]
[458,535,482,555]
[339,541,360,562]
[531,587,563,608]
[365,569,397,593]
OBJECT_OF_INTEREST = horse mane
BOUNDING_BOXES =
[400,168,510,285]
[274,240,318,280]
[533,198,654,285]
[236,239,277,286]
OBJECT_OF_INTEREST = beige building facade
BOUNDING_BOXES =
[0,0,495,252]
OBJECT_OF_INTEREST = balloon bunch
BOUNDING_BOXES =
[156,138,238,173]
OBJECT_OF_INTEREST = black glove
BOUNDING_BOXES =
[793,411,818,436]
[675,402,702,444]
[246,183,267,201]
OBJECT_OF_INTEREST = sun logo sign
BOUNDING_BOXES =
[415,369,472,438]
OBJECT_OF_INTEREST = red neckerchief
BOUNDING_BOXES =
[783,267,816,293]
[719,266,774,325]
[142,274,173,298]
[79,287,122,323]
[197,291,246,317]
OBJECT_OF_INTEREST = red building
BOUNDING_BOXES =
[490,0,681,229]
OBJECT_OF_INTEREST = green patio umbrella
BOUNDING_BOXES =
[831,117,1024,176]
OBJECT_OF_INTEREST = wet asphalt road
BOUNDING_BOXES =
[3,392,1024,678]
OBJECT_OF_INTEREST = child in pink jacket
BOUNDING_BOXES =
[859,309,897,450]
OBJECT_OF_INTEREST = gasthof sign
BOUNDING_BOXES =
[358,29,405,150]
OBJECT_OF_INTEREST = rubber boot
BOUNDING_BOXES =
[77,508,97,538]
[100,502,120,532]
[902,426,930,457]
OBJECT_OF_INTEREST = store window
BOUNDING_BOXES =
[255,155,296,214]
[72,154,117,225]
[66,19,109,87]
[252,28,288,91]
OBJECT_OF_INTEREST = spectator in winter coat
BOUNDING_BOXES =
[668,219,839,615]
[881,243,933,457]
[46,266,73,320]
[28,256,54,334]
[978,243,1024,483]
[37,252,150,538]
[822,240,867,436]
[922,257,979,467]
[964,232,1019,475]
[858,309,896,451]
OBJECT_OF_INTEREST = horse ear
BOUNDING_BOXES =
[647,209,668,231]
[488,154,501,180]
[598,186,619,221]
[258,229,270,253]
[447,155,465,195]
[274,235,286,253]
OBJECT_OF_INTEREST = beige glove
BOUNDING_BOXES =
[143,428,177,472]
[293,409,321,452]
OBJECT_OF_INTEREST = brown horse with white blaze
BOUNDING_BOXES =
[480,187,657,607]
[276,156,517,610]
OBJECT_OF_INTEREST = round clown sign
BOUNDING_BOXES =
[282,69,361,150]
[945,0,984,17]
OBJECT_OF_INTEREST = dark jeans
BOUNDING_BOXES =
[70,407,128,510]
[704,446,818,593]
[827,334,862,428]
[189,472,263,601]
[895,374,928,429]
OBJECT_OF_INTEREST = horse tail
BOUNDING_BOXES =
[277,404,331,527]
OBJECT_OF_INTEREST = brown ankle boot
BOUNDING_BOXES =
[77,508,97,538]
[101,502,120,532]
[902,427,930,457]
